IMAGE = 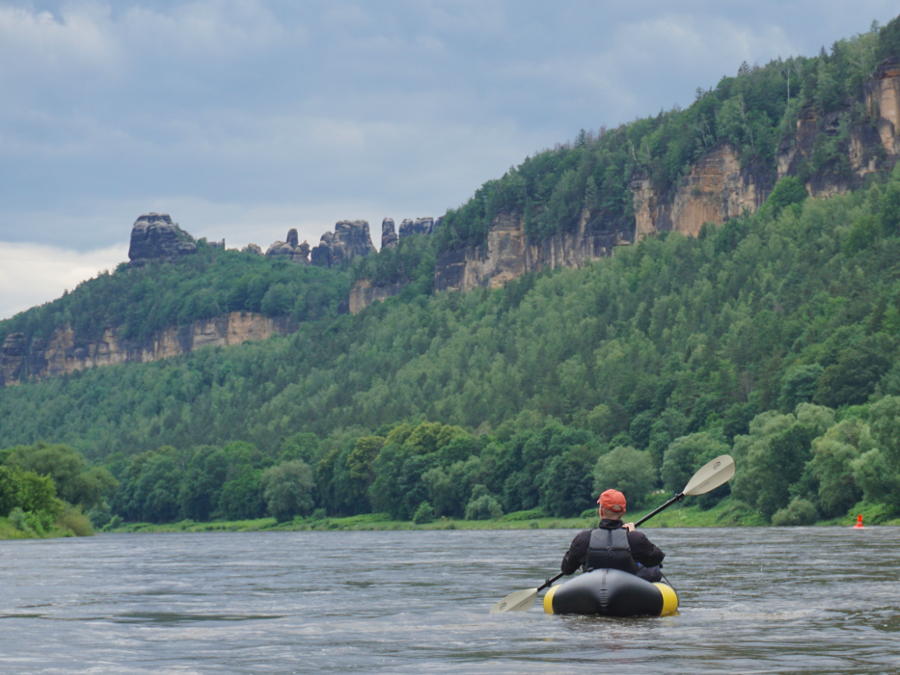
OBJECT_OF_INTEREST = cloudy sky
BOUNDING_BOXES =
[2,0,898,320]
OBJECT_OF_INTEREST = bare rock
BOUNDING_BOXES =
[382,218,398,249]
[399,217,434,238]
[128,213,198,265]
[311,220,375,267]
[266,229,311,263]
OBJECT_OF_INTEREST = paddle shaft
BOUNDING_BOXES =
[633,492,685,527]
[537,572,565,592]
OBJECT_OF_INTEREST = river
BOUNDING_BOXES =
[1,526,898,673]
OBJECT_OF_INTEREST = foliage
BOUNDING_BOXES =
[1,21,899,530]
[430,20,893,253]
[261,460,316,522]
[592,446,657,510]
[3,442,116,510]
[0,243,350,359]
[771,497,818,526]
[412,500,435,524]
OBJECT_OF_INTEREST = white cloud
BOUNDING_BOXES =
[0,241,125,321]
[0,3,120,84]
[119,0,292,59]
[2,0,899,322]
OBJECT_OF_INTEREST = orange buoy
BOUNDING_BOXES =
[853,514,864,529]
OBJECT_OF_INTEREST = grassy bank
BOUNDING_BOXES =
[104,498,898,535]
[6,498,895,540]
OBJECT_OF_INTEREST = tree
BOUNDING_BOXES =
[0,465,58,515]
[464,485,503,520]
[412,501,435,524]
[731,406,832,520]
[761,176,807,219]
[218,470,266,520]
[778,364,824,411]
[538,446,594,517]
[261,460,315,522]
[661,432,728,493]
[807,418,873,517]
[592,446,657,509]
[260,283,294,316]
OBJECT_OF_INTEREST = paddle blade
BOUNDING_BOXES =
[683,454,735,496]
[490,587,538,613]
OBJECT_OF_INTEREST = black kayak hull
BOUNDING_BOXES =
[543,568,678,617]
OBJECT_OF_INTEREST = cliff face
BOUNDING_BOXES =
[432,212,623,293]
[868,60,900,157]
[632,145,767,240]
[348,279,408,314]
[420,61,900,296]
[0,312,290,386]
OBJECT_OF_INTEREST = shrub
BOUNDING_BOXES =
[464,494,503,520]
[412,501,435,524]
[58,506,94,536]
[771,498,818,526]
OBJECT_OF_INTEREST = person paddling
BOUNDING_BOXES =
[559,489,665,582]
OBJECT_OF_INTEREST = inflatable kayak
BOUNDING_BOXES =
[543,568,678,617]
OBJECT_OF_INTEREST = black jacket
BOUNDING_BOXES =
[560,519,665,575]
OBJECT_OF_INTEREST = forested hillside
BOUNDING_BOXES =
[0,241,350,347]
[1,168,898,529]
[1,18,899,534]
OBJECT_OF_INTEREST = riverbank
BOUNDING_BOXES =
[106,498,898,535]
[5,498,896,539]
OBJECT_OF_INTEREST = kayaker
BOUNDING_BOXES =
[559,488,665,582]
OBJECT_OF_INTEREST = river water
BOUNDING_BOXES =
[1,527,898,673]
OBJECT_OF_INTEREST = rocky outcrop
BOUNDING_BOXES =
[434,211,624,293]
[381,218,398,249]
[128,213,197,265]
[311,220,376,267]
[399,217,435,238]
[266,228,311,262]
[348,279,407,314]
[0,312,291,386]
[867,59,900,158]
[632,145,767,240]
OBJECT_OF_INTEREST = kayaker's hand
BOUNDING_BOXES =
[623,522,636,532]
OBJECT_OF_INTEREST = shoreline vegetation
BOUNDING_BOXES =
[5,498,896,539]
[0,498,900,541]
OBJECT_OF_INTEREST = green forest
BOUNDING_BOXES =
[1,19,899,537]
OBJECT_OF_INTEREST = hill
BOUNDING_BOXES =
[0,18,898,533]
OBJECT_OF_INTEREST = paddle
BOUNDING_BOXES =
[490,454,735,613]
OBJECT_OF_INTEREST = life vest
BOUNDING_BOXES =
[582,526,638,574]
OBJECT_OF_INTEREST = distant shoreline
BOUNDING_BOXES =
[4,499,896,540]
[101,500,897,534]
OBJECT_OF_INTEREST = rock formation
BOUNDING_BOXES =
[310,220,376,267]
[0,312,291,386]
[358,62,900,305]
[381,218,398,249]
[631,144,768,240]
[265,228,311,263]
[433,211,623,293]
[128,213,198,265]
[399,217,435,238]
[348,279,407,314]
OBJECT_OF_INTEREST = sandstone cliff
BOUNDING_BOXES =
[0,312,290,386]
[409,60,900,299]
